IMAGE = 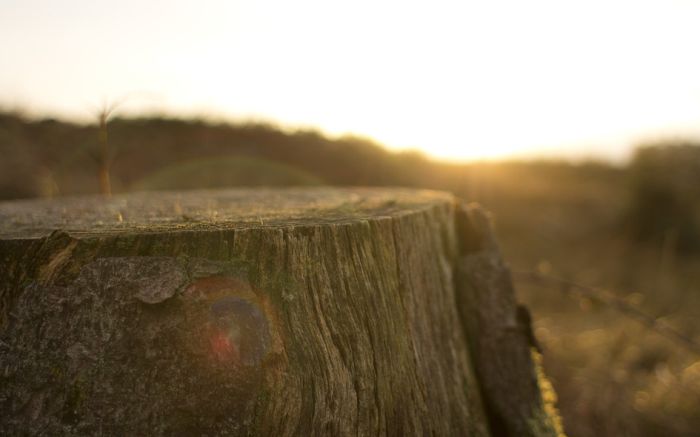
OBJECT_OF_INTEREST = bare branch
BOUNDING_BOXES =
[513,270,700,356]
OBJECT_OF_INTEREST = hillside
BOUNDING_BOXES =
[0,112,436,199]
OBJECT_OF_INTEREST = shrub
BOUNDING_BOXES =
[623,142,700,253]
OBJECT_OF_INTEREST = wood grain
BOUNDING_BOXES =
[0,188,558,436]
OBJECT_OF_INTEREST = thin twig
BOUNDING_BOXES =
[512,270,700,356]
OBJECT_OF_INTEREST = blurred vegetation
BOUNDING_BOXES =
[623,143,700,253]
[132,156,322,190]
[0,111,438,198]
[1,110,700,436]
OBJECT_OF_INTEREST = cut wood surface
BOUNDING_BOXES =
[0,188,560,436]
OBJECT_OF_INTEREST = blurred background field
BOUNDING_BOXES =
[2,111,700,436]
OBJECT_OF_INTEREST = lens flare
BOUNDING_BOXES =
[208,296,271,366]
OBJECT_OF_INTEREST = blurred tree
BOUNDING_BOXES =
[623,143,700,253]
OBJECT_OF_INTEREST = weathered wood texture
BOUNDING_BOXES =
[0,188,559,436]
[456,205,560,437]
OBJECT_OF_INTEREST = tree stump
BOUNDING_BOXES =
[0,188,560,436]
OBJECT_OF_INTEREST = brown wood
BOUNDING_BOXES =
[0,188,559,436]
[455,204,559,437]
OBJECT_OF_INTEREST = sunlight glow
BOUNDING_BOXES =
[2,0,700,161]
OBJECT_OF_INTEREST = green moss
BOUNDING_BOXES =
[62,379,86,425]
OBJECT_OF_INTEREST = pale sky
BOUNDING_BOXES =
[2,0,700,161]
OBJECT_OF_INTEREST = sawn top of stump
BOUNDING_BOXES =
[0,187,454,239]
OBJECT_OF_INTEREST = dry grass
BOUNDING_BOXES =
[471,162,700,437]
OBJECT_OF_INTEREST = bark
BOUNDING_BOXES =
[455,204,559,437]
[0,188,558,436]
